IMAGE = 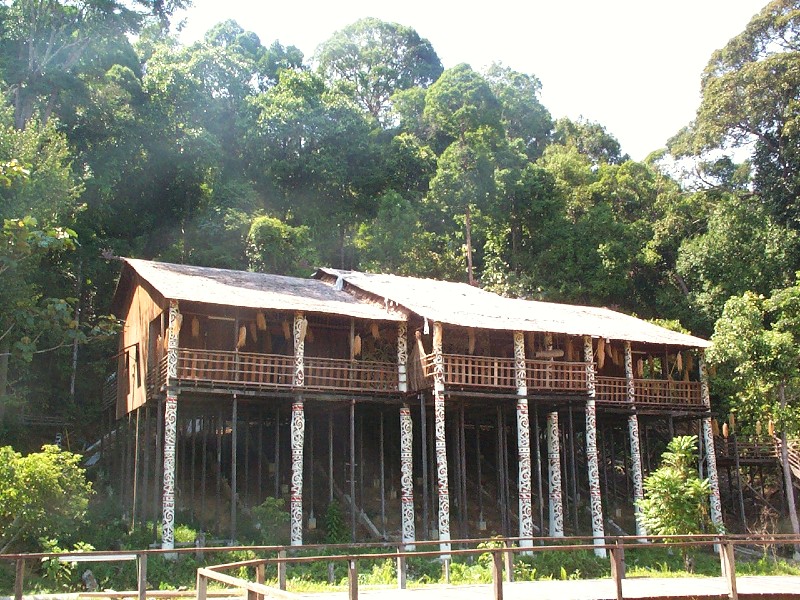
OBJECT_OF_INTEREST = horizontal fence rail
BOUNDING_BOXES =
[7,534,800,600]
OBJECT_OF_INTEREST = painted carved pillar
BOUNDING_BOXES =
[546,411,563,537]
[161,300,180,550]
[584,336,606,557]
[290,312,307,546]
[514,331,534,546]
[432,321,451,555]
[624,341,646,537]
[699,351,724,531]
[397,322,416,547]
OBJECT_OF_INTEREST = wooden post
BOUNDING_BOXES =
[719,540,738,600]
[162,300,180,552]
[547,410,564,536]
[432,321,451,556]
[400,403,416,547]
[231,395,238,543]
[290,311,306,546]
[503,540,514,582]
[420,394,429,540]
[396,550,407,590]
[348,559,358,600]
[277,550,287,591]
[624,341,646,537]
[513,331,533,548]
[609,540,624,600]
[137,553,147,600]
[255,563,265,600]
[196,569,207,600]
[584,336,606,557]
[490,551,503,600]
[700,352,724,533]
[14,559,24,600]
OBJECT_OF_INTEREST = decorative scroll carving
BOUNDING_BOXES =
[514,331,527,395]
[516,396,533,545]
[699,352,723,530]
[624,341,646,536]
[290,399,305,545]
[584,336,605,557]
[400,404,416,547]
[167,301,180,381]
[398,322,408,393]
[547,411,563,537]
[293,312,305,387]
[161,394,177,550]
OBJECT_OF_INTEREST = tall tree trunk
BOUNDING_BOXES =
[465,204,475,286]
[779,382,800,559]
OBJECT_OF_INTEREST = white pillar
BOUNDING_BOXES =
[432,321,450,556]
[624,341,646,537]
[290,312,306,546]
[700,352,724,531]
[547,411,563,537]
[161,300,180,550]
[398,322,416,547]
[514,331,534,546]
[584,336,606,557]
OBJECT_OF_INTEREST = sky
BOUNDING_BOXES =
[174,0,768,161]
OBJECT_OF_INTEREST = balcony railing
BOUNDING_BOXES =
[595,376,703,408]
[147,348,398,394]
[418,353,589,393]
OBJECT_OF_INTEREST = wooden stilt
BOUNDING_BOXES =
[231,396,238,543]
[244,407,250,505]
[359,413,364,518]
[191,412,197,522]
[141,404,151,529]
[476,419,484,529]
[568,405,579,533]
[560,415,569,532]
[274,405,280,498]
[350,399,357,541]
[132,407,141,529]
[533,403,544,538]
[329,409,334,503]
[216,408,223,537]
[257,410,263,505]
[460,403,468,540]
[420,394,429,540]
[201,414,208,528]
[152,398,163,543]
[380,411,386,538]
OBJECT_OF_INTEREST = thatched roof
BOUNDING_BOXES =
[315,268,710,349]
[117,259,406,322]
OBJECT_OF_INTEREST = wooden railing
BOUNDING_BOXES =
[595,376,628,403]
[172,349,397,394]
[526,359,589,393]
[419,353,589,393]
[595,377,703,408]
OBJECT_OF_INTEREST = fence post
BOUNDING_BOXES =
[609,540,623,600]
[490,551,504,600]
[14,559,24,600]
[277,550,287,591]
[348,559,358,600]
[443,558,450,584]
[137,552,147,600]
[396,549,407,590]
[195,570,207,600]
[719,540,737,600]
[503,541,514,583]
[256,563,265,600]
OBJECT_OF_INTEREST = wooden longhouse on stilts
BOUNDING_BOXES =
[108,258,722,553]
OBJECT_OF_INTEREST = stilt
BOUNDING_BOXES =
[380,411,386,538]
[420,394,429,540]
[584,336,606,557]
[400,403,415,547]
[432,321,451,556]
[547,411,563,537]
[699,352,724,532]
[328,409,334,503]
[476,420,484,531]
[624,341,646,536]
[568,404,579,533]
[732,435,746,527]
[561,417,570,531]
[350,399,356,541]
[216,409,222,537]
[191,412,197,522]
[161,300,180,551]
[132,407,141,529]
[274,405,280,498]
[201,414,208,526]
[514,331,533,546]
[533,403,545,538]
[141,404,150,529]
[459,404,468,540]
[257,410,263,506]
[289,310,306,546]
[244,407,250,504]
[231,396,238,542]
[152,397,162,543]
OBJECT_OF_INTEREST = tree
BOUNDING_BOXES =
[673,0,800,228]
[0,444,93,553]
[637,436,713,568]
[708,285,800,554]
[315,17,442,122]
[246,215,317,276]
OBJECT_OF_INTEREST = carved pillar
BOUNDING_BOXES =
[432,321,450,555]
[514,331,533,546]
[161,300,180,550]
[397,322,416,547]
[624,341,646,536]
[584,336,606,557]
[547,411,563,537]
[700,351,724,531]
[290,312,307,546]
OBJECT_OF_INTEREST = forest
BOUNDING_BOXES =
[1,0,800,452]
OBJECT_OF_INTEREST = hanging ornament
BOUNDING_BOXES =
[722,422,729,438]
[353,334,362,357]
[282,320,291,341]
[256,312,267,331]
[712,419,719,436]
[191,316,200,338]
[768,419,775,437]
[468,328,476,355]
[237,325,247,349]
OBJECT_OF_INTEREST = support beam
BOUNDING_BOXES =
[432,321,451,556]
[290,311,306,546]
[699,352,724,532]
[624,341,646,537]
[161,300,180,551]
[400,403,416,548]
[584,336,606,557]
[546,411,563,537]
[514,331,533,547]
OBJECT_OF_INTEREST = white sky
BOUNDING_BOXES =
[175,0,767,161]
